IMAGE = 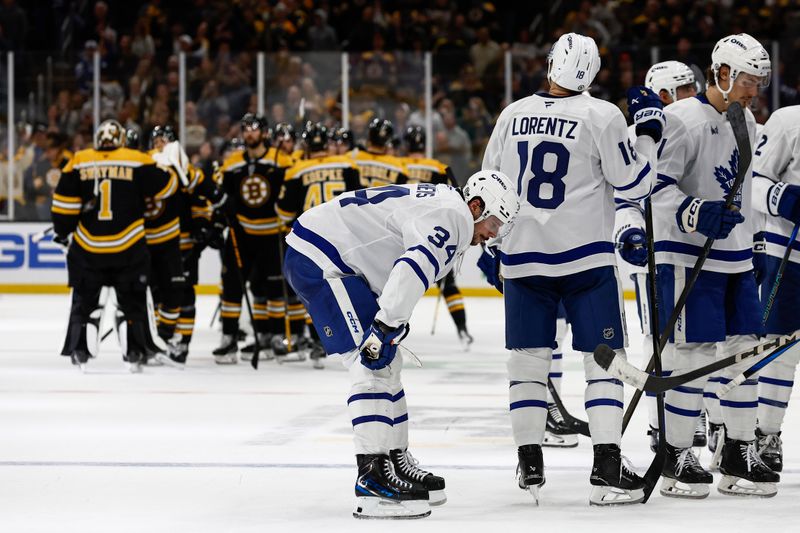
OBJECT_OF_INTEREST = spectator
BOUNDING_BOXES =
[22,132,69,221]
[131,17,155,58]
[435,109,471,182]
[469,27,501,78]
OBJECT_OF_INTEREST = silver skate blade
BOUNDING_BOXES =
[276,351,308,364]
[353,496,430,519]
[659,477,710,499]
[79,363,88,374]
[542,431,579,448]
[126,362,142,374]
[717,476,778,498]
[527,485,541,506]
[589,486,645,506]
[155,353,185,370]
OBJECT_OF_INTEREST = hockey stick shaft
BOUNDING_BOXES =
[640,198,666,503]
[209,301,221,327]
[276,225,294,353]
[546,379,590,437]
[430,286,442,335]
[761,223,799,324]
[622,102,751,428]
[717,338,799,398]
[596,333,800,394]
[225,217,260,370]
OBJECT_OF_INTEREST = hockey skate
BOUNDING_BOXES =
[756,429,783,473]
[240,333,274,362]
[543,403,579,448]
[70,349,91,373]
[390,449,446,506]
[707,422,725,471]
[124,351,144,373]
[694,411,708,448]
[660,444,712,499]
[307,339,326,369]
[457,328,474,351]
[718,439,779,498]
[156,341,188,369]
[516,444,545,505]
[589,444,645,506]
[353,454,430,520]
[213,334,238,364]
[272,335,307,363]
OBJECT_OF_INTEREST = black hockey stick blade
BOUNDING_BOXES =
[593,344,616,371]
[547,379,590,437]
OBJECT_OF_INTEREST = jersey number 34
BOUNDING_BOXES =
[516,140,570,209]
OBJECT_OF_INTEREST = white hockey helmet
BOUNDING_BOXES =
[711,33,771,100]
[463,170,520,235]
[645,61,696,102]
[547,33,601,92]
[94,119,124,150]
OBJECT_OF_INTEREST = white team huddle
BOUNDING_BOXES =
[280,29,800,519]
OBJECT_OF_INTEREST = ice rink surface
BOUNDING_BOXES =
[2,293,798,532]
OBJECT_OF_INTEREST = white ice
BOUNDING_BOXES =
[1,294,797,532]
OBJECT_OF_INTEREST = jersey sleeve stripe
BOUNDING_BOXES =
[614,161,651,192]
[393,257,429,290]
[407,245,440,278]
[291,220,356,275]
[499,241,614,266]
[654,241,753,262]
[652,173,678,195]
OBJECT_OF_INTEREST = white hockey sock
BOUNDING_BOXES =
[663,342,713,449]
[546,318,568,403]
[718,336,759,442]
[508,348,551,446]
[757,336,800,434]
[344,349,402,455]
[703,372,724,425]
[389,383,409,450]
[583,350,623,445]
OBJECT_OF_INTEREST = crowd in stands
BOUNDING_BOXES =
[2,0,800,220]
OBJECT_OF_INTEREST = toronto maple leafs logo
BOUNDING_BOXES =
[714,148,741,206]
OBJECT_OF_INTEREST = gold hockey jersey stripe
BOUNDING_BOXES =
[74,219,144,253]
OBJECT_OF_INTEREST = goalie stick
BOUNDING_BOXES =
[621,101,751,432]
[594,332,800,395]
[546,379,590,437]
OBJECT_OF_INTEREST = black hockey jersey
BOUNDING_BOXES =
[351,150,409,188]
[276,155,361,223]
[399,156,455,186]
[52,147,173,259]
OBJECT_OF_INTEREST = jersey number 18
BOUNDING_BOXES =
[516,140,570,209]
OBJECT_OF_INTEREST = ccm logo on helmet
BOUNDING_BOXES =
[491,173,508,190]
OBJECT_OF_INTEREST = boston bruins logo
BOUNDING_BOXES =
[240,175,269,207]
[143,196,165,220]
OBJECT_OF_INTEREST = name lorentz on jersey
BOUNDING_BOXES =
[653,94,758,273]
[482,91,657,278]
[286,183,473,328]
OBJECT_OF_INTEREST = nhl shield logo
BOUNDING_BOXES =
[603,327,615,340]
[323,325,333,337]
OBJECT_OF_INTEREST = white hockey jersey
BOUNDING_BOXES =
[482,91,656,278]
[652,94,757,274]
[752,107,800,263]
[285,183,473,328]
[612,124,649,278]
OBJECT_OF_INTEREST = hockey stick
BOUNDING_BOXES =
[761,223,799,324]
[594,332,800,395]
[430,285,443,335]
[209,301,221,327]
[32,226,54,243]
[546,379,590,437]
[224,216,261,370]
[621,101,751,432]
[275,225,297,357]
[640,198,666,503]
[717,337,800,398]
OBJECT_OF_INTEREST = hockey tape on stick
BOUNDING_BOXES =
[716,338,800,398]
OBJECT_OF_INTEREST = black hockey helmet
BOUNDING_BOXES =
[368,118,394,148]
[331,127,354,150]
[240,113,268,132]
[403,126,426,153]
[302,122,329,153]
[274,122,296,142]
[149,124,176,148]
[125,128,140,150]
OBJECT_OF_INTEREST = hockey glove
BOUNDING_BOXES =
[53,233,71,249]
[768,182,800,225]
[477,245,503,293]
[359,320,409,370]
[618,227,648,267]
[677,197,745,240]
[626,86,665,143]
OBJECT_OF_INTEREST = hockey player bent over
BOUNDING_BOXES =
[283,171,519,519]
[482,32,661,506]
[750,104,800,475]
[652,33,777,498]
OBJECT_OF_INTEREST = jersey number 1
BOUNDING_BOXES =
[98,179,113,220]
[516,140,570,209]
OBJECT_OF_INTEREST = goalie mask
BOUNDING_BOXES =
[463,170,520,238]
[94,119,124,150]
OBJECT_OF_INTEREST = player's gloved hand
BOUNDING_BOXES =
[769,182,800,225]
[626,86,665,143]
[618,227,648,267]
[359,320,409,370]
[191,224,214,248]
[753,251,767,286]
[677,197,745,240]
[53,233,71,249]
[477,245,503,293]
[207,188,227,210]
